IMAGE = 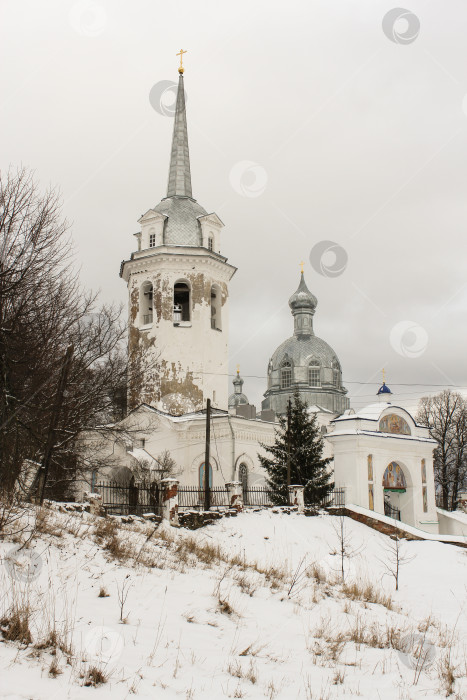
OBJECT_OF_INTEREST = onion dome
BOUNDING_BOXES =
[228,369,249,408]
[377,382,392,396]
[288,272,318,312]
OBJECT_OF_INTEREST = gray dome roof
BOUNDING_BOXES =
[228,392,249,408]
[154,196,208,246]
[271,334,340,369]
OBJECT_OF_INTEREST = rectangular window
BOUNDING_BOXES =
[281,368,292,389]
[149,234,156,248]
[208,237,213,251]
[309,368,320,386]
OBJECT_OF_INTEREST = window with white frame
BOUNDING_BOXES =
[149,233,156,248]
[208,237,213,251]
[308,360,321,386]
[281,361,292,389]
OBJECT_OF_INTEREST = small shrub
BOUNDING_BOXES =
[0,606,32,645]
[49,657,62,678]
[83,665,108,686]
[218,598,234,616]
[98,586,110,598]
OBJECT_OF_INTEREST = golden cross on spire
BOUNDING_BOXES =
[236,364,240,375]
[382,368,386,384]
[300,260,305,274]
[176,49,187,74]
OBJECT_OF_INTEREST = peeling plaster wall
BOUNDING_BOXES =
[125,252,233,413]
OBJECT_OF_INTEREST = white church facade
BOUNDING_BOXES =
[86,63,446,536]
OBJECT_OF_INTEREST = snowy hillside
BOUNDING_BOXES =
[1,507,466,699]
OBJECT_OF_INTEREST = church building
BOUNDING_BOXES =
[86,59,445,536]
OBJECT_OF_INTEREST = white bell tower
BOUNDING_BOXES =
[120,61,236,415]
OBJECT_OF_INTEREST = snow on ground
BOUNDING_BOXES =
[0,506,466,700]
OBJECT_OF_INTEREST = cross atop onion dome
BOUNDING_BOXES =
[288,272,318,312]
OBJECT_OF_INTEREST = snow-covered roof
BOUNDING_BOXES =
[327,428,436,444]
[307,404,335,414]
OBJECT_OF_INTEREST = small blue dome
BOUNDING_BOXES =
[377,382,392,395]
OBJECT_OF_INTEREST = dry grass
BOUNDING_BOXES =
[35,508,63,538]
[226,658,258,684]
[234,572,257,597]
[306,562,327,585]
[48,657,62,677]
[437,651,458,696]
[82,665,108,686]
[218,598,235,616]
[342,580,393,610]
[35,627,73,657]
[0,603,32,645]
[98,586,110,598]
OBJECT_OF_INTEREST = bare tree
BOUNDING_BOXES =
[0,167,150,500]
[329,514,362,583]
[417,390,467,510]
[378,531,415,591]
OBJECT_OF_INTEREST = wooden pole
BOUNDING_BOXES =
[37,344,74,505]
[286,398,291,504]
[204,398,211,511]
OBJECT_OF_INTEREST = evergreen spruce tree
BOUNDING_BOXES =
[259,392,333,505]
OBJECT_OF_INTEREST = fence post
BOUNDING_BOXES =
[161,478,179,525]
[84,491,105,517]
[288,485,305,513]
[225,481,243,512]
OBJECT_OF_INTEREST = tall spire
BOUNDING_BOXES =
[167,71,192,198]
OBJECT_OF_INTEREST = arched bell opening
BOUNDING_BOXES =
[173,280,191,324]
[140,281,153,326]
[210,284,222,330]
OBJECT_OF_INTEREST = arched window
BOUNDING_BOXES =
[173,281,191,324]
[211,285,222,330]
[140,281,153,325]
[332,360,341,388]
[281,361,292,389]
[308,360,321,387]
[199,463,213,488]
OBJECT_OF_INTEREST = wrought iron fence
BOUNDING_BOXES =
[95,480,162,516]
[95,481,345,515]
[242,486,346,508]
[384,500,401,521]
[178,486,230,510]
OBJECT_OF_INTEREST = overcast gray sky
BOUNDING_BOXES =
[2,0,467,411]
